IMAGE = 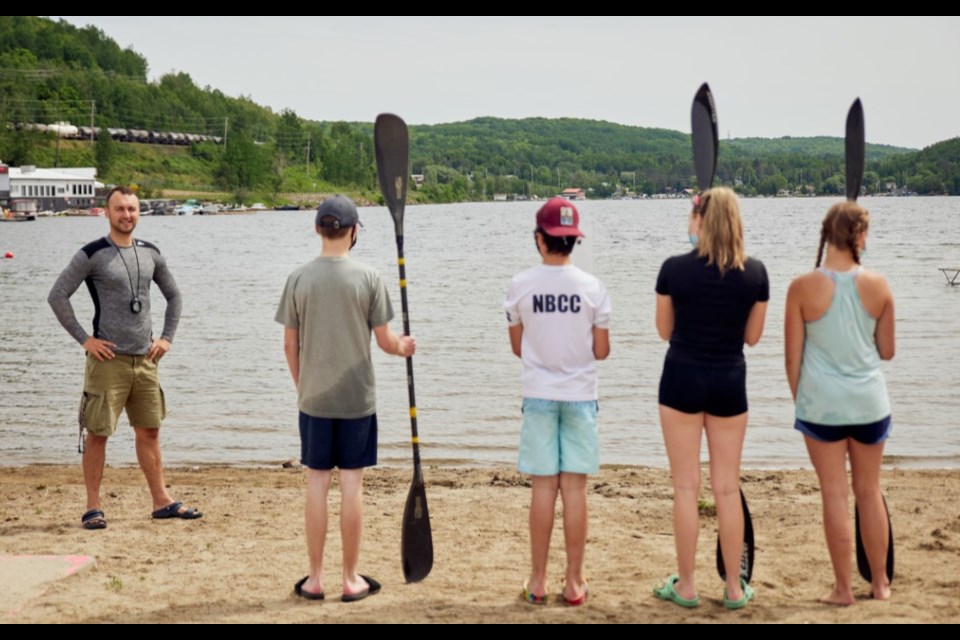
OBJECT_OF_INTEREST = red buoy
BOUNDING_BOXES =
[3,252,12,259]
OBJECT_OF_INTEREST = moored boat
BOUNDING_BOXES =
[0,209,36,222]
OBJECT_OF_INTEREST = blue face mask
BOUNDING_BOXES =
[688,234,699,248]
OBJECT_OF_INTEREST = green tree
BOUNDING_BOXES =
[321,122,374,187]
[276,108,306,162]
[759,173,788,196]
[821,174,844,195]
[0,127,40,166]
[217,130,270,189]
[94,122,116,178]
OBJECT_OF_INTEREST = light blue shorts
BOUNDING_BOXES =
[518,398,599,476]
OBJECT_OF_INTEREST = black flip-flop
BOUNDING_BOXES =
[294,576,325,601]
[341,575,381,602]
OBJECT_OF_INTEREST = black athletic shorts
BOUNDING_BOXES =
[299,411,378,470]
[795,416,891,445]
[658,359,748,417]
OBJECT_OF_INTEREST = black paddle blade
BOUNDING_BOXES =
[401,467,433,583]
[691,82,719,193]
[845,98,865,201]
[855,494,894,585]
[374,113,409,235]
[717,489,755,584]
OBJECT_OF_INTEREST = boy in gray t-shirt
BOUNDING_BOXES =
[276,195,415,602]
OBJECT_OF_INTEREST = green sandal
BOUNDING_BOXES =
[653,574,700,608]
[723,578,755,610]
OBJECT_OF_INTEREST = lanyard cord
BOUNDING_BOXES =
[111,237,141,303]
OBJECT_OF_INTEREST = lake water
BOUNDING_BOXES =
[1,197,958,469]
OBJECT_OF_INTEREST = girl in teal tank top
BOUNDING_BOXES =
[794,265,891,426]
[785,202,895,605]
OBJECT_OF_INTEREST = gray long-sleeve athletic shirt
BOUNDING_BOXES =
[48,236,182,355]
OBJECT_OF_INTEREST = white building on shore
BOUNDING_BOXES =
[7,166,102,211]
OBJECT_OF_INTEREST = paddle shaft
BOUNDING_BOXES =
[396,233,432,582]
[394,236,422,470]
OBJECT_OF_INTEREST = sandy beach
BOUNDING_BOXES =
[1,464,958,623]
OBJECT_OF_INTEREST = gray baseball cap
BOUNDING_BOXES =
[315,195,360,228]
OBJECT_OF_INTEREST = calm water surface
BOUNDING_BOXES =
[1,197,958,468]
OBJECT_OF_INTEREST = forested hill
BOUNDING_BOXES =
[1,16,955,200]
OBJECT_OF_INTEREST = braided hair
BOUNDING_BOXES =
[816,202,870,268]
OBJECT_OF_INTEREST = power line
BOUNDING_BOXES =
[0,67,147,82]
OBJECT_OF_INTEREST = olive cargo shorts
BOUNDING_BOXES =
[79,354,166,436]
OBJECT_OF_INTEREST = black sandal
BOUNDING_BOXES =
[81,509,107,530]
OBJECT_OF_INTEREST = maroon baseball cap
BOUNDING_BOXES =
[535,197,584,238]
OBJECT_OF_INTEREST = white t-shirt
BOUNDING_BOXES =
[504,264,611,401]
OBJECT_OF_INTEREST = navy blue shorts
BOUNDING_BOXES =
[299,411,378,470]
[658,359,748,417]
[795,416,891,445]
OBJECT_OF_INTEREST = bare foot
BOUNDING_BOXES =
[871,582,891,600]
[725,585,744,602]
[296,575,324,598]
[673,577,698,602]
[343,574,372,598]
[818,588,855,606]
[524,576,548,600]
[563,581,587,604]
[305,578,324,594]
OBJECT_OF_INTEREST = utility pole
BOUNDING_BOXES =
[90,100,96,146]
[306,137,311,175]
[54,100,61,168]
[223,118,228,151]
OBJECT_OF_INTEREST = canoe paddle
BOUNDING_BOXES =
[374,113,433,583]
[846,97,895,584]
[691,82,756,584]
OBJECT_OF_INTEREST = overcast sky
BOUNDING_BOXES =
[56,16,960,149]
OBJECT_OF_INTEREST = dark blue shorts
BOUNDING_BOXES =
[299,411,378,470]
[795,415,891,445]
[658,359,748,417]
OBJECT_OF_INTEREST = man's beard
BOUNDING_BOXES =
[111,220,136,236]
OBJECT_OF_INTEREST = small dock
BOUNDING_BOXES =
[939,268,960,286]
